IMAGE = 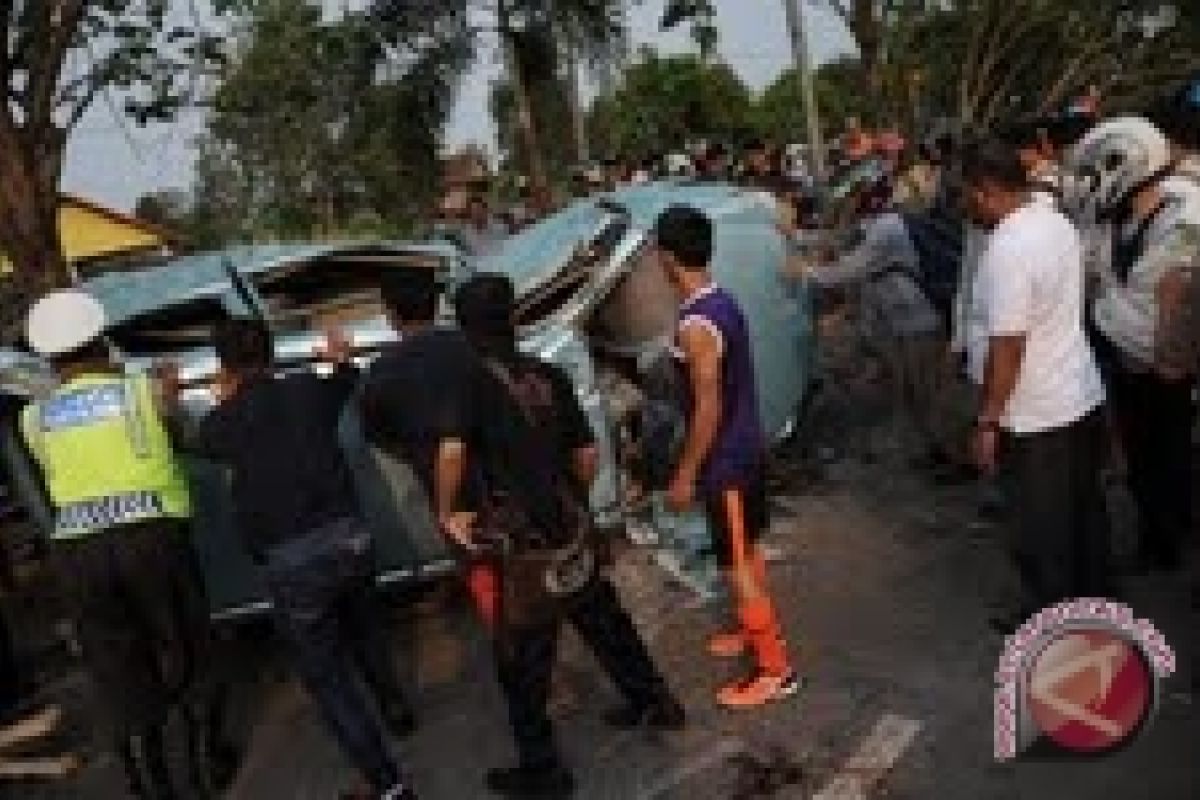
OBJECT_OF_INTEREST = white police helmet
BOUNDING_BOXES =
[1067,116,1174,220]
[26,290,108,358]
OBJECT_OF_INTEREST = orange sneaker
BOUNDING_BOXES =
[707,631,748,658]
[716,671,803,709]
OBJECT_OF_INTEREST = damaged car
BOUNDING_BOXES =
[0,182,815,620]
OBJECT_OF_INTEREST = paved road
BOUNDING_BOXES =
[12,335,1198,800]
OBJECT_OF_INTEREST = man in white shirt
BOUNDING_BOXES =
[961,138,1111,630]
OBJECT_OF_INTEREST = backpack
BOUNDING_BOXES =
[900,201,965,331]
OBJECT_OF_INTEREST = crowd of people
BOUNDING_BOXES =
[4,77,1198,800]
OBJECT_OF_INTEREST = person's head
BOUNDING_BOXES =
[1000,119,1056,174]
[652,205,713,294]
[745,138,770,174]
[959,137,1031,229]
[381,269,440,330]
[25,290,111,373]
[213,318,274,376]
[455,273,518,357]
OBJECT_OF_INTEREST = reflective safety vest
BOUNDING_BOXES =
[21,373,192,540]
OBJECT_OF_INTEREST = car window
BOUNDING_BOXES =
[107,296,237,358]
[253,254,444,333]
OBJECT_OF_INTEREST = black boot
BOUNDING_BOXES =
[118,729,177,800]
[184,700,241,797]
[486,764,575,799]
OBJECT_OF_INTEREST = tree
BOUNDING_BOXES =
[371,1,716,201]
[756,57,871,140]
[589,48,754,158]
[0,1,228,332]
[489,29,576,181]
[847,0,1200,130]
[191,0,465,244]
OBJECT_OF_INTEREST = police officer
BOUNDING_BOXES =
[21,290,235,799]
[1070,118,1200,573]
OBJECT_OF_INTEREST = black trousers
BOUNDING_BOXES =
[263,517,405,793]
[1110,367,1195,567]
[1004,408,1112,611]
[496,575,673,771]
[54,519,214,738]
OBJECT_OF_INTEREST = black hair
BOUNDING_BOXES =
[653,204,713,270]
[49,340,110,370]
[214,318,274,372]
[455,273,517,356]
[380,269,440,324]
[959,137,1029,191]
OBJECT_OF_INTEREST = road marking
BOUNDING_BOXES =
[814,713,923,800]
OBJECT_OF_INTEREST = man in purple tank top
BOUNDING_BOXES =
[654,205,801,710]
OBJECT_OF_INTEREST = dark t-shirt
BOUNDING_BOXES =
[191,367,360,561]
[358,327,595,545]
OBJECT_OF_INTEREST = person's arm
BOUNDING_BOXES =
[317,326,360,401]
[667,322,722,510]
[551,368,599,489]
[973,239,1032,473]
[809,217,897,288]
[572,445,600,489]
[434,439,476,549]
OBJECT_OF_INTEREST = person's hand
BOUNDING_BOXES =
[665,470,697,513]
[439,511,477,551]
[972,425,1001,476]
[212,368,238,404]
[319,326,354,365]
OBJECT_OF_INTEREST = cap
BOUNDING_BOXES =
[25,290,107,357]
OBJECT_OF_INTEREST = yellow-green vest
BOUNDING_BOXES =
[21,373,192,540]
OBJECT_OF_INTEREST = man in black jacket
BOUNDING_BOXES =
[359,271,683,799]
[177,319,416,800]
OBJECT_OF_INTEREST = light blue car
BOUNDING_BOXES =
[0,182,814,620]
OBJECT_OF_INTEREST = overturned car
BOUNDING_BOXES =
[0,182,814,620]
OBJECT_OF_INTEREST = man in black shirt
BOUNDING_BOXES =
[183,319,416,800]
[360,271,683,799]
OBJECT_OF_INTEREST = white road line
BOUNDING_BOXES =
[813,713,924,800]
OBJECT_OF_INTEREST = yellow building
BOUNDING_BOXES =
[1,195,178,278]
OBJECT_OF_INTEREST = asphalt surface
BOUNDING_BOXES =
[8,327,1198,800]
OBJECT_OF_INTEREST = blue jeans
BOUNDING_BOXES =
[263,517,405,793]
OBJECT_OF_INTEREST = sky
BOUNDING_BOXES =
[60,0,855,212]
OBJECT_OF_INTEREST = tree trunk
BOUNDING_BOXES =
[0,120,69,342]
[853,0,885,112]
[499,2,550,198]
[564,43,590,166]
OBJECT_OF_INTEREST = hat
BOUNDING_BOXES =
[26,290,107,357]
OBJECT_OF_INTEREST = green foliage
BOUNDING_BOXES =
[589,49,754,158]
[879,0,1200,128]
[189,0,467,244]
[755,58,873,141]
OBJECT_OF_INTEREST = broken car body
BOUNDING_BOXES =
[0,182,814,620]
